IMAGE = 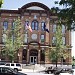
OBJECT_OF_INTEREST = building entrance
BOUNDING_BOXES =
[29,49,38,64]
[30,56,37,64]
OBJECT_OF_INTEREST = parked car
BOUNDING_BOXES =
[72,65,75,69]
[44,67,74,75]
[0,66,27,75]
[4,63,22,72]
[0,62,6,67]
[54,68,74,75]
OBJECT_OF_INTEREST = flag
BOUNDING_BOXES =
[26,22,32,32]
[43,23,49,33]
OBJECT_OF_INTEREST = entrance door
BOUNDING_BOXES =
[30,56,37,64]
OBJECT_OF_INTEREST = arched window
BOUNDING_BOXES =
[22,49,27,60]
[31,20,38,30]
[3,21,8,31]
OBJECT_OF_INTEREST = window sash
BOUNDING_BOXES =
[12,22,15,30]
[62,37,65,45]
[24,33,28,43]
[53,24,56,32]
[31,21,38,30]
[3,21,8,31]
[41,34,45,42]
[52,37,56,44]
[2,34,6,43]
[41,22,45,31]
[62,25,65,33]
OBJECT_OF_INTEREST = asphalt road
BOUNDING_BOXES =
[24,72,54,75]
[19,72,74,75]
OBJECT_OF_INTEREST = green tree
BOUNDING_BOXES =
[49,20,69,67]
[0,0,3,8]
[2,17,23,62]
[51,0,75,30]
[72,56,75,65]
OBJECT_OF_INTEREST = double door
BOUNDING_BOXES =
[30,56,37,64]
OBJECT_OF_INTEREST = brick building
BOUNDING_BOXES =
[0,2,72,64]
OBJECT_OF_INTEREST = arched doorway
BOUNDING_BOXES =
[29,49,38,64]
[22,49,27,64]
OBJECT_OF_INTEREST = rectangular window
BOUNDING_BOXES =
[2,34,6,43]
[41,34,45,43]
[12,22,15,30]
[3,21,8,31]
[53,24,56,32]
[24,33,28,43]
[41,22,45,31]
[52,36,56,45]
[12,35,15,44]
[62,36,66,45]
[62,25,65,34]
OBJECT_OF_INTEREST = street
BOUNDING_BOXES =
[19,69,75,75]
[24,72,53,75]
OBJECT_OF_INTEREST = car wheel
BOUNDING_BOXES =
[49,71,51,74]
[14,68,18,72]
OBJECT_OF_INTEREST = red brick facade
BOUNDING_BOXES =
[0,2,72,64]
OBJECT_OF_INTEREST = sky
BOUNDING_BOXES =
[1,0,75,57]
[2,0,60,10]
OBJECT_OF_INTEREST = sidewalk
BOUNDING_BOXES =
[21,68,39,73]
[19,69,54,75]
[19,69,73,75]
[21,64,74,75]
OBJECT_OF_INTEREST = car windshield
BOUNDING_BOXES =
[5,67,17,73]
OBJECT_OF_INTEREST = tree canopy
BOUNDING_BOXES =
[2,17,23,62]
[0,0,3,7]
[49,20,69,67]
[51,0,75,30]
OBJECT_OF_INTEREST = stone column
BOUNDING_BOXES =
[27,49,29,64]
[38,50,41,64]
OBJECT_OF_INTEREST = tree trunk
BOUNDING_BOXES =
[56,55,58,67]
[56,59,57,67]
